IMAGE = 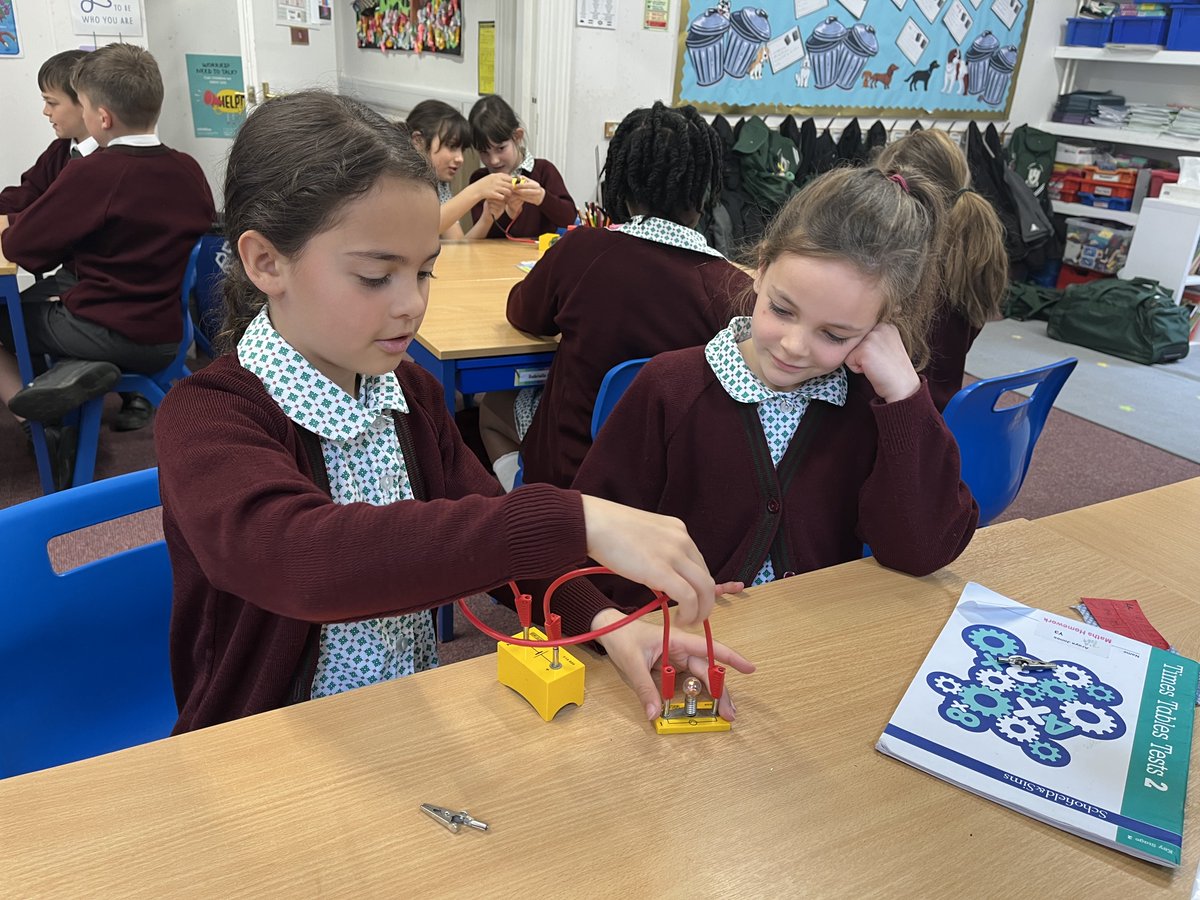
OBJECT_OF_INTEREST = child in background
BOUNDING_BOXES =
[406,99,514,239]
[872,129,1008,410]
[479,102,749,490]
[467,94,576,240]
[0,50,95,217]
[155,91,751,732]
[0,43,214,484]
[573,166,979,611]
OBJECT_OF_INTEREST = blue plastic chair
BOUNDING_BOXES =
[189,233,230,359]
[942,358,1078,527]
[0,467,176,778]
[590,357,650,440]
[71,238,213,488]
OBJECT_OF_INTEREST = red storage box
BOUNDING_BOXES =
[1149,169,1179,198]
[1080,177,1135,200]
[1084,166,1139,187]
[1056,264,1109,290]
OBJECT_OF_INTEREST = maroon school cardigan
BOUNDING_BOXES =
[468,158,577,239]
[572,348,979,610]
[923,306,984,412]
[157,355,609,733]
[0,139,72,215]
[3,144,215,345]
[509,226,752,489]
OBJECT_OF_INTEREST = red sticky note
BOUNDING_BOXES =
[1082,597,1171,650]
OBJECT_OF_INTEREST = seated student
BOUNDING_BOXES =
[0,49,96,217]
[872,129,1008,411]
[406,99,514,240]
[466,94,576,240]
[0,42,215,483]
[156,91,752,733]
[573,166,980,611]
[479,102,750,491]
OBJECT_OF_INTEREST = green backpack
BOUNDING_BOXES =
[1003,282,1062,321]
[1047,277,1191,365]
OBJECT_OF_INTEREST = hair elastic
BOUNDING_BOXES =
[888,172,910,194]
[954,186,977,201]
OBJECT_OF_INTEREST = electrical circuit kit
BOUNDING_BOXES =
[456,567,730,734]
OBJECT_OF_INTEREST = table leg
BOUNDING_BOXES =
[1,274,55,494]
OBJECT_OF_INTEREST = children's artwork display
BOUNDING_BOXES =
[0,0,22,58]
[673,0,1033,117]
[878,583,1198,867]
[355,0,463,55]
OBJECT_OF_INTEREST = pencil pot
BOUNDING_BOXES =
[965,30,999,95]
[722,7,771,79]
[805,16,847,89]
[686,7,731,86]
[834,24,878,89]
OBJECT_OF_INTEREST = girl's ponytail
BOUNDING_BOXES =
[943,189,1008,328]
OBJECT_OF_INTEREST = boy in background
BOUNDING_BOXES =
[0,43,215,486]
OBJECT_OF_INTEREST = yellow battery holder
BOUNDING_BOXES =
[654,699,730,735]
[496,626,584,722]
[537,233,560,254]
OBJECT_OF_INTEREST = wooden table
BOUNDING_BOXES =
[0,238,54,493]
[1040,477,1200,603]
[412,240,556,412]
[2,496,1199,897]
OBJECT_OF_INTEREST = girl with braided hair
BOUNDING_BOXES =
[478,101,751,491]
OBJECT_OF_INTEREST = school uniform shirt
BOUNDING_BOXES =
[157,346,611,733]
[238,310,439,697]
[468,154,576,239]
[507,221,751,489]
[572,321,979,611]
[437,181,453,204]
[922,306,983,412]
[2,141,215,345]
[0,136,93,214]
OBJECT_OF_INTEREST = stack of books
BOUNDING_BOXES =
[1053,91,1127,126]
[1166,107,1200,140]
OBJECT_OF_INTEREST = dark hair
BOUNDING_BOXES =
[71,43,163,130]
[469,94,522,152]
[218,90,437,353]
[406,99,471,153]
[750,165,946,368]
[601,102,722,225]
[872,129,1008,330]
[38,50,88,102]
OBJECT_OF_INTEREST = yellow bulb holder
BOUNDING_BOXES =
[654,699,731,735]
[496,626,585,722]
[537,233,560,254]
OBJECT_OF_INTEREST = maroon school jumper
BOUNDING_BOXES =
[0,139,72,214]
[468,158,576,239]
[509,226,751,489]
[157,356,611,733]
[3,144,215,345]
[922,306,983,412]
[572,347,979,610]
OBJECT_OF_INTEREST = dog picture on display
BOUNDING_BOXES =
[862,63,900,89]
[749,43,768,80]
[904,59,939,91]
[943,47,966,94]
[796,56,811,88]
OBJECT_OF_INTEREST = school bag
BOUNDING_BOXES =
[1003,282,1061,322]
[732,116,799,212]
[1006,125,1057,201]
[1047,277,1191,365]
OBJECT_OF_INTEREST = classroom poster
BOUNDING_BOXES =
[673,0,1034,118]
[478,20,495,94]
[0,0,22,58]
[186,54,245,140]
[69,0,143,37]
[355,0,463,55]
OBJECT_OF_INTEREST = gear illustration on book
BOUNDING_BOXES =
[928,625,1127,767]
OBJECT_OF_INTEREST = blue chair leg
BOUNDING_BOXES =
[436,603,455,642]
[72,397,105,488]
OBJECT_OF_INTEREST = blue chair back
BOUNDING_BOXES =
[189,233,230,359]
[942,358,1078,526]
[72,238,209,488]
[0,468,176,778]
[590,357,651,440]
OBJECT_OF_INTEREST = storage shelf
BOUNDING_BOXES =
[1051,200,1140,225]
[1054,46,1200,66]
[1037,121,1200,152]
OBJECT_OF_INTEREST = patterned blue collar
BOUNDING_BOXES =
[705,316,848,406]
[238,308,409,442]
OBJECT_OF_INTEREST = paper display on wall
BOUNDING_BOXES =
[0,0,23,58]
[186,54,245,140]
[578,0,616,29]
[356,0,463,54]
[70,0,143,37]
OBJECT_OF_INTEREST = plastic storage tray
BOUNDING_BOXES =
[1110,15,1170,45]
[1167,7,1200,50]
[1065,17,1113,46]
[1063,217,1133,273]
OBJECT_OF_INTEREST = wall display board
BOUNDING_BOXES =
[0,0,21,58]
[673,0,1033,118]
[354,0,463,54]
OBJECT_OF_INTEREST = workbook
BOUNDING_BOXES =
[877,583,1198,867]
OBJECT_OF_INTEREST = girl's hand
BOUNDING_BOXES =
[475,172,515,204]
[512,176,546,207]
[504,195,526,221]
[593,601,756,721]
[483,197,507,225]
[843,322,921,403]
[580,495,716,628]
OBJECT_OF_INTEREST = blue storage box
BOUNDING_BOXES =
[1167,6,1200,49]
[1110,15,1169,45]
[1078,191,1134,212]
[1065,17,1113,46]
